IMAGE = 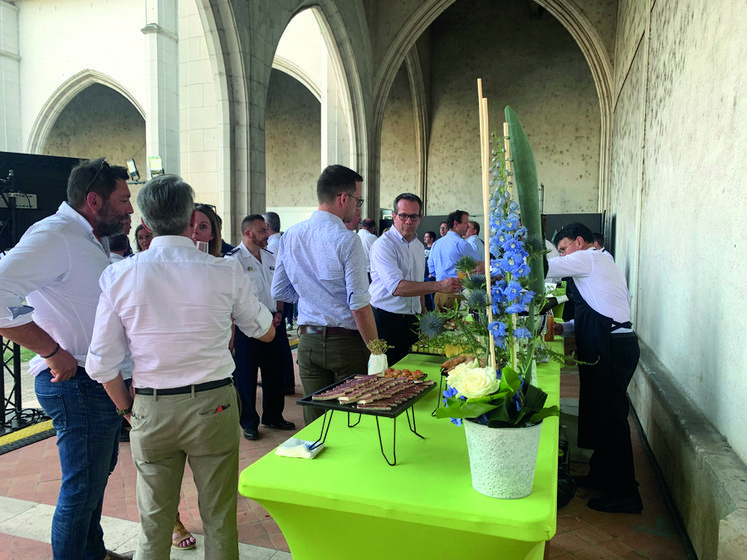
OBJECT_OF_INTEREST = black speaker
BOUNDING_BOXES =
[0,152,82,252]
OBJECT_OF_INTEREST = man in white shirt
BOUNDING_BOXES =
[263,211,282,254]
[369,194,461,365]
[0,158,134,560]
[548,222,641,514]
[271,165,378,424]
[86,175,274,559]
[225,214,296,440]
[465,220,486,258]
[358,218,377,275]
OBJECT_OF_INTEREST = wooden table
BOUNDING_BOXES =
[239,348,560,560]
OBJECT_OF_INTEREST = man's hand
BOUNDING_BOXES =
[48,348,79,382]
[271,312,283,328]
[437,277,462,294]
[553,322,564,336]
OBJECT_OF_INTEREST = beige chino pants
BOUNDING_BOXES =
[129,382,240,560]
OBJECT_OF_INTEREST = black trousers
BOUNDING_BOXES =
[371,307,419,367]
[579,333,640,495]
[232,322,287,429]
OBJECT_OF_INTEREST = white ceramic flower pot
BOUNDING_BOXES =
[463,419,543,499]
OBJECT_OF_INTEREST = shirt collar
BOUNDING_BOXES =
[149,235,196,249]
[312,209,346,229]
[59,201,95,235]
[386,227,415,245]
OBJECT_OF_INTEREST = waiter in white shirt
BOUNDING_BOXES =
[86,175,274,559]
[369,193,461,365]
[548,222,641,514]
[225,214,296,441]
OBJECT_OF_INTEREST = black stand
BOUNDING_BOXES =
[1,336,24,433]
[310,407,427,466]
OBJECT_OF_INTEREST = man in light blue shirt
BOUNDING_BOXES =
[369,194,461,365]
[271,165,378,423]
[428,209,484,310]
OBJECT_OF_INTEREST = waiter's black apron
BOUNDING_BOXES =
[565,278,632,450]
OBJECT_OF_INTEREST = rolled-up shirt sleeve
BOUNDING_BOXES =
[370,238,404,296]
[0,229,68,328]
[86,273,129,384]
[546,252,593,280]
[343,235,371,310]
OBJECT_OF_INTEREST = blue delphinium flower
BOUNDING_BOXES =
[506,302,528,314]
[513,326,532,339]
[442,385,458,406]
[450,417,464,426]
[518,290,535,306]
[503,280,523,300]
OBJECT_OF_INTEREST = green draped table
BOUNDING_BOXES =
[238,344,561,560]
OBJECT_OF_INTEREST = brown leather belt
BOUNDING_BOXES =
[299,325,359,337]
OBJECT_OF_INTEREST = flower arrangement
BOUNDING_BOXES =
[418,130,560,428]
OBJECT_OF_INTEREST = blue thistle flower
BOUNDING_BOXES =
[466,289,488,309]
[419,311,445,338]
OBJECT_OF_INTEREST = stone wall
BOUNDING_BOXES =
[425,0,600,216]
[613,0,747,557]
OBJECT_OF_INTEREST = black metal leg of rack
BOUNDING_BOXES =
[310,410,335,450]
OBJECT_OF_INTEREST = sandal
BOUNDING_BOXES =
[172,515,197,549]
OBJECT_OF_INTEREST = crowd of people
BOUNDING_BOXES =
[0,158,640,559]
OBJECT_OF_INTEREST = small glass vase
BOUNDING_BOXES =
[463,419,543,499]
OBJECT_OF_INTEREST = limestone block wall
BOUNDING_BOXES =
[178,0,223,209]
[425,0,600,216]
[265,69,321,210]
[612,0,747,557]
[379,64,418,214]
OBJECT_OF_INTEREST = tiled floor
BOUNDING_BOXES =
[1,343,696,560]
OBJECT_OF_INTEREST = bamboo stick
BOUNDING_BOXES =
[503,122,518,371]
[477,80,496,372]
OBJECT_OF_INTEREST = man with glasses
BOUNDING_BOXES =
[272,164,378,424]
[548,222,641,514]
[0,157,134,560]
[369,194,462,366]
[428,209,484,310]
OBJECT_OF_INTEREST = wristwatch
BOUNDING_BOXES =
[116,407,132,416]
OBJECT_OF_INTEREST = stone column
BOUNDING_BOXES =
[142,0,179,176]
[0,1,21,151]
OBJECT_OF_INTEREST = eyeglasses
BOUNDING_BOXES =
[396,213,422,222]
[338,192,365,208]
[85,159,109,193]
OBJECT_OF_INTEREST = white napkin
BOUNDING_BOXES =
[275,437,325,459]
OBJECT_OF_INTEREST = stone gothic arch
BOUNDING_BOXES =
[372,0,614,213]
[27,70,144,155]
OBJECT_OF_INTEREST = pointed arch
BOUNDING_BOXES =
[372,0,614,212]
[27,70,144,154]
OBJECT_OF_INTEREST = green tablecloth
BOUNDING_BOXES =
[239,345,561,560]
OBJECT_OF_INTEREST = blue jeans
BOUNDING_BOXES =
[35,367,121,560]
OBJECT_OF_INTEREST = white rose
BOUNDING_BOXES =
[447,360,500,399]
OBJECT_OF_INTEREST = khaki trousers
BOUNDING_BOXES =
[130,383,240,560]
